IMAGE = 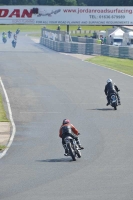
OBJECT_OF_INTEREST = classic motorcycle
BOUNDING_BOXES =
[12,39,17,48]
[8,31,12,38]
[2,37,7,43]
[64,136,81,161]
[109,93,118,110]
[16,29,20,34]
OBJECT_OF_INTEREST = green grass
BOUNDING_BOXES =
[28,33,41,37]
[87,56,133,76]
[0,24,112,32]
[0,145,6,151]
[43,25,112,31]
[0,25,112,38]
[0,24,44,32]
[0,94,9,122]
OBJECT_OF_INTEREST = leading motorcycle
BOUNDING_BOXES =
[64,136,81,161]
[109,93,119,110]
[16,29,20,34]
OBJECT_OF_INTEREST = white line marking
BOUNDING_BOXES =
[20,111,61,114]
[86,61,133,78]
[0,77,16,159]
[61,53,133,77]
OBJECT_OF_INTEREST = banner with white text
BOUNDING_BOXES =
[0,6,133,25]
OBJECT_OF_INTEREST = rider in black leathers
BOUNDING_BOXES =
[104,79,121,106]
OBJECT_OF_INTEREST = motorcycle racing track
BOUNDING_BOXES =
[0,33,133,200]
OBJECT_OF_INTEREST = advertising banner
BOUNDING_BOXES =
[0,6,133,25]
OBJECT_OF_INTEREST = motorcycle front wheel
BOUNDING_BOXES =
[76,150,81,158]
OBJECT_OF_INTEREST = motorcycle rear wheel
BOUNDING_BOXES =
[114,106,117,110]
[67,143,76,161]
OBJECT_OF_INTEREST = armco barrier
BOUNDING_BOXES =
[119,47,129,58]
[93,43,101,55]
[85,43,93,55]
[40,36,133,59]
[109,46,119,58]
[129,48,133,59]
[101,45,110,56]
[78,43,86,54]
[71,43,78,53]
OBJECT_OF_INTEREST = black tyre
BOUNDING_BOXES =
[76,149,81,158]
[67,143,76,161]
[114,106,117,110]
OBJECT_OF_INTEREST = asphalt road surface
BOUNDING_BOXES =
[0,33,133,200]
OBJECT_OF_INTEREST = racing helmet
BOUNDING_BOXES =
[107,79,112,83]
[62,119,70,125]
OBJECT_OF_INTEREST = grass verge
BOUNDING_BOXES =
[0,94,9,122]
[0,145,6,151]
[86,56,133,76]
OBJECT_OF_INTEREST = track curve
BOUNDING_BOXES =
[0,33,133,200]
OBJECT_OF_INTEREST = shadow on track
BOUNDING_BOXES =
[88,108,114,111]
[36,158,72,162]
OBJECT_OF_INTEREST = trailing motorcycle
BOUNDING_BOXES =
[12,39,17,48]
[109,93,118,110]
[2,37,7,43]
[64,136,81,161]
[8,31,12,38]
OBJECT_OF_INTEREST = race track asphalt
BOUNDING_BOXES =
[0,33,133,200]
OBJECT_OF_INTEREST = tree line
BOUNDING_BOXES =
[0,0,133,6]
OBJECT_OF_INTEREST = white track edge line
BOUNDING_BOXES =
[0,77,16,159]
[85,60,133,78]
[61,53,133,77]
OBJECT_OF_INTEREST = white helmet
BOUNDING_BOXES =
[107,79,112,83]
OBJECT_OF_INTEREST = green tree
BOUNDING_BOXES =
[38,0,55,5]
[9,0,37,4]
[2,0,133,6]
[76,0,88,6]
[64,0,77,5]
[2,0,10,4]
[56,0,77,5]
[28,0,38,5]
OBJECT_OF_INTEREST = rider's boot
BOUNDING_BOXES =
[118,98,121,105]
[63,144,69,156]
[76,139,84,150]
[106,102,110,106]
[106,96,110,106]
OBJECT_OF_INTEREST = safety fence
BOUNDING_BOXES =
[40,36,133,59]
